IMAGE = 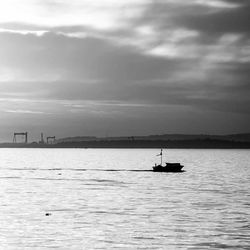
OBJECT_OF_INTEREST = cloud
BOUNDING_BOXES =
[0,28,48,36]
[4,109,46,114]
[0,0,250,139]
[0,31,186,82]
[0,0,149,30]
[1,29,250,114]
[174,3,250,34]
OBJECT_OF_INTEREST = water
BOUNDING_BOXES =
[0,148,249,249]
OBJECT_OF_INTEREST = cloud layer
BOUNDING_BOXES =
[0,0,250,141]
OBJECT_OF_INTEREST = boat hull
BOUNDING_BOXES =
[153,163,184,172]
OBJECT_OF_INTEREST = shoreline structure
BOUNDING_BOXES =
[1,133,250,149]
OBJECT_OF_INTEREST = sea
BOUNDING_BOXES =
[0,148,249,249]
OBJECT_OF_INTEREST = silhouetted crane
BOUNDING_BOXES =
[47,136,56,144]
[13,132,28,143]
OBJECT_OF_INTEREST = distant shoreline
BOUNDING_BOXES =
[1,139,250,149]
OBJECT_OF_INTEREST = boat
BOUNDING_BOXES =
[153,149,184,172]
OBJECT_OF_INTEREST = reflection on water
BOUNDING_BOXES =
[0,149,249,249]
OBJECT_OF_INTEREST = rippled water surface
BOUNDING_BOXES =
[0,148,249,249]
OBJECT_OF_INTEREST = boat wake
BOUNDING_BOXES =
[1,168,184,172]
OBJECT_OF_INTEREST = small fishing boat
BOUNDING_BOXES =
[153,149,184,172]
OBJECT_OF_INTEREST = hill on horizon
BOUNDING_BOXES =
[56,133,250,143]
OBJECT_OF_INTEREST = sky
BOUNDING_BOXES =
[0,0,250,141]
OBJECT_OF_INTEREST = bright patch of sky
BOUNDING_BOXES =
[0,0,149,30]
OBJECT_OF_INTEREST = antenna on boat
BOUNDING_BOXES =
[160,149,163,165]
[156,149,163,165]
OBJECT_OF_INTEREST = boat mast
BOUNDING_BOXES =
[160,149,162,165]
